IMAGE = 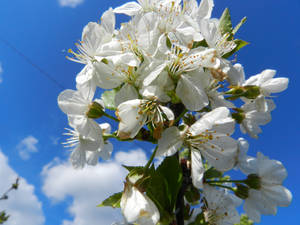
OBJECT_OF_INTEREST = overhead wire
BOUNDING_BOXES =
[0,37,151,154]
[0,37,65,90]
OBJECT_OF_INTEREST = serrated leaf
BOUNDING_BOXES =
[156,155,183,210]
[233,17,247,35]
[204,167,223,180]
[101,89,117,110]
[146,172,169,212]
[97,192,122,208]
[223,39,249,58]
[219,8,232,35]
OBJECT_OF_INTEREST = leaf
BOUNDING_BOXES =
[184,186,200,205]
[156,155,183,211]
[235,214,254,225]
[101,89,118,110]
[204,167,223,180]
[232,17,247,35]
[219,8,232,35]
[146,172,170,212]
[223,39,249,58]
[97,192,122,208]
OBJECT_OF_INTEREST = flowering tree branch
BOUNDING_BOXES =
[58,0,292,224]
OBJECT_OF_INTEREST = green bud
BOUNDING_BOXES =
[232,112,245,124]
[235,183,249,199]
[86,101,104,119]
[245,174,261,190]
[243,85,261,99]
[226,87,245,95]
[101,58,109,64]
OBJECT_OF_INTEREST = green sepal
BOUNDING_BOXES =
[192,40,208,49]
[233,17,247,35]
[86,101,104,119]
[219,8,233,35]
[204,167,223,180]
[232,112,245,124]
[97,192,122,208]
[101,89,118,110]
[223,39,249,58]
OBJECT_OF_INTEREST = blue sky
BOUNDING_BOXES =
[0,0,299,224]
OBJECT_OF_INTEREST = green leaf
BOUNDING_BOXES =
[101,89,118,110]
[219,8,232,35]
[223,39,249,58]
[97,192,122,208]
[184,186,200,205]
[232,17,247,35]
[204,167,223,180]
[0,211,9,224]
[156,155,183,211]
[146,172,170,212]
[235,214,254,225]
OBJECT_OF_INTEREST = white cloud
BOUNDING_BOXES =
[0,149,45,225]
[17,136,38,160]
[42,149,147,225]
[58,0,84,8]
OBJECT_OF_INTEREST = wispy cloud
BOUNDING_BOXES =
[0,149,45,225]
[42,149,147,225]
[17,136,39,160]
[58,0,84,8]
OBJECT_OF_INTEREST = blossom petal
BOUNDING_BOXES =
[191,149,204,189]
[113,2,142,16]
[157,127,183,157]
[58,89,89,115]
[117,99,146,139]
[176,74,209,111]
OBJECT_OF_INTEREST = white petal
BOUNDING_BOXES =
[70,146,86,169]
[121,185,160,224]
[197,0,214,20]
[261,77,289,94]
[113,2,142,16]
[58,89,89,115]
[200,136,237,171]
[101,8,115,35]
[227,63,245,85]
[156,127,183,157]
[94,61,124,89]
[189,107,230,136]
[262,185,292,207]
[117,99,146,139]
[256,152,288,185]
[176,74,209,111]
[115,83,139,107]
[191,149,204,189]
[257,69,276,85]
[143,62,167,86]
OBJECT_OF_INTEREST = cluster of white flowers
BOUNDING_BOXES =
[58,0,292,224]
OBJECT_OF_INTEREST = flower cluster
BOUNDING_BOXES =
[58,0,292,224]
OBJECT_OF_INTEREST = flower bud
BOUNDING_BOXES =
[245,174,261,190]
[235,183,249,199]
[86,101,104,119]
